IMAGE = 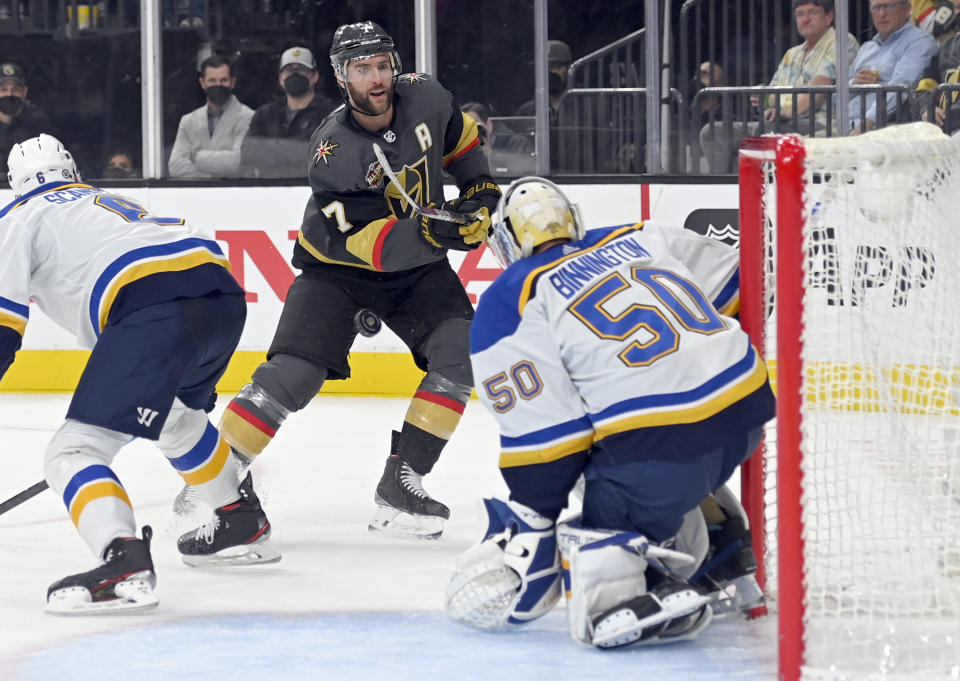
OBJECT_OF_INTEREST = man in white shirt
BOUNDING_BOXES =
[168,54,254,178]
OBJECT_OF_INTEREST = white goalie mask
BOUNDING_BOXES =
[7,133,80,197]
[487,176,584,268]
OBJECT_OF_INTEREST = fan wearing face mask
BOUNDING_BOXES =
[241,46,337,179]
[0,62,56,183]
[168,54,254,179]
[514,40,573,124]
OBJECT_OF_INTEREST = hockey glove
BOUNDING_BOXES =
[418,207,480,251]
[447,179,502,246]
[446,498,561,630]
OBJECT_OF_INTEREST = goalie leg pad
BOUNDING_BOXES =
[446,498,561,630]
[558,521,651,645]
[557,519,712,648]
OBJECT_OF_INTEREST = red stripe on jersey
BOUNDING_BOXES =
[413,390,466,414]
[226,401,277,437]
[442,137,480,168]
[372,219,398,271]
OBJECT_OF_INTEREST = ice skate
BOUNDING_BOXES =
[46,526,158,615]
[368,456,450,540]
[691,514,764,615]
[177,472,280,566]
[591,581,713,648]
[172,448,252,516]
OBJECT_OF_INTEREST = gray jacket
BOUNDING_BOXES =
[168,95,254,178]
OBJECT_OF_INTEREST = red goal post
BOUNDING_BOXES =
[737,124,960,681]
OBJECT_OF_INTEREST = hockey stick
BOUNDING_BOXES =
[0,479,48,516]
[372,143,476,225]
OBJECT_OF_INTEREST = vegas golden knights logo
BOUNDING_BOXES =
[384,156,430,219]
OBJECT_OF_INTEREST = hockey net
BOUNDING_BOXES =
[737,123,960,681]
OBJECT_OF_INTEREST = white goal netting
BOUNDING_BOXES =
[742,123,960,681]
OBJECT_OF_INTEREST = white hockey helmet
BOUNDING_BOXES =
[487,176,584,268]
[7,133,80,197]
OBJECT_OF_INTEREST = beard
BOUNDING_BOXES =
[345,79,394,117]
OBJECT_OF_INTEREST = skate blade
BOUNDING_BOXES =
[46,574,159,616]
[368,506,444,540]
[708,575,765,616]
[181,540,282,567]
[652,603,713,644]
[592,590,712,648]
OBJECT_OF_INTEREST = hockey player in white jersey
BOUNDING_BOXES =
[0,135,280,615]
[445,177,775,648]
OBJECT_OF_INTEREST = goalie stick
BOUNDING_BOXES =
[0,479,48,516]
[372,143,477,225]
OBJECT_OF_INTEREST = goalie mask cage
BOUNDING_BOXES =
[737,123,960,681]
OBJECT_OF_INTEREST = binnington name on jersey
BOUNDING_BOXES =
[548,236,652,299]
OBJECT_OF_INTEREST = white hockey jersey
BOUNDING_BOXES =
[470,222,771,485]
[0,182,237,356]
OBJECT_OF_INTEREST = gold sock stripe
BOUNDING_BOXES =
[69,481,132,526]
[220,407,274,456]
[404,396,464,440]
[180,436,231,486]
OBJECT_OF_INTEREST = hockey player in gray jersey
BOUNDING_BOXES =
[208,21,501,539]
[0,135,279,615]
[445,178,775,647]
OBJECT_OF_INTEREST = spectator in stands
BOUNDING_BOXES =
[700,0,859,172]
[691,61,727,128]
[168,55,253,178]
[164,0,206,27]
[460,101,495,158]
[848,0,938,134]
[912,0,957,44]
[914,0,960,131]
[0,62,55,181]
[101,150,138,178]
[460,100,535,176]
[515,39,573,123]
[241,46,336,179]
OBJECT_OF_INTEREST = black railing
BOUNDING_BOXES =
[555,87,682,174]
[568,28,646,89]
[689,84,915,173]
[678,0,791,101]
[0,1,140,35]
[917,83,960,136]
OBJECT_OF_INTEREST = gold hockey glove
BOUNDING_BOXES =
[447,179,502,248]
[418,204,479,251]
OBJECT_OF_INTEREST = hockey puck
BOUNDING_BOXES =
[354,309,382,337]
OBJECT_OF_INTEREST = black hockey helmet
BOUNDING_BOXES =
[329,21,402,81]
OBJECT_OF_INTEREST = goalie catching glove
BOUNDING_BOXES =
[445,497,561,630]
[418,179,501,251]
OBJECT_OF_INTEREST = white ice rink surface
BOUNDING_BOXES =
[0,394,777,681]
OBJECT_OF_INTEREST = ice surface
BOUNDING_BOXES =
[0,394,776,680]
